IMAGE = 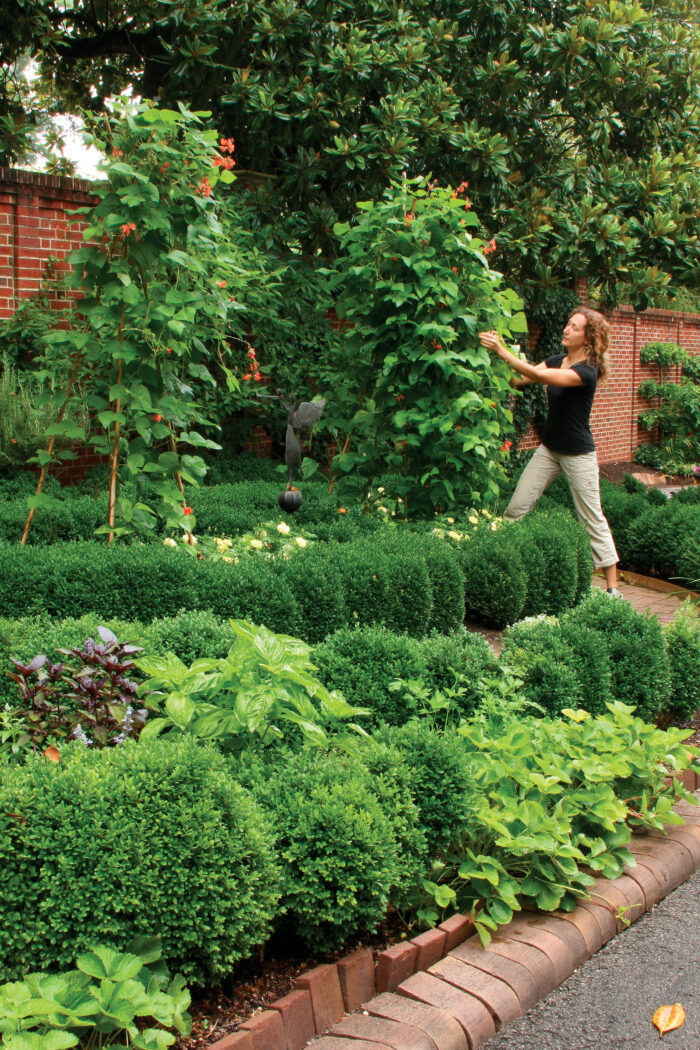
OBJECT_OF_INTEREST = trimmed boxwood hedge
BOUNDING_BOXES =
[0,738,280,984]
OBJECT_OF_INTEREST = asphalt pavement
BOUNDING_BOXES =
[484,873,700,1050]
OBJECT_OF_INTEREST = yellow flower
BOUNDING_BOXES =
[378,506,388,514]
[468,515,479,525]
[446,517,455,524]
[277,522,291,535]
[163,537,177,548]
[222,556,233,563]
[377,486,386,494]
[295,537,307,548]
[250,538,264,550]
[448,530,462,541]
[481,509,492,518]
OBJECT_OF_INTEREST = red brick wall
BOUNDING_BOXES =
[518,302,700,463]
[0,166,94,320]
[2,166,700,468]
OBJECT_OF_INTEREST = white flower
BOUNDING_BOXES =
[277,522,291,535]
[446,517,455,524]
[378,506,388,514]
[448,530,462,541]
[222,556,233,563]
[181,533,189,544]
[481,509,492,518]
[250,538,264,550]
[468,515,479,525]
[163,537,177,548]
[491,521,498,530]
[295,536,308,548]
[377,486,385,494]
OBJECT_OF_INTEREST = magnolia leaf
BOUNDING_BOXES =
[652,1003,685,1037]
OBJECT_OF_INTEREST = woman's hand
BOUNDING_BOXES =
[478,330,508,357]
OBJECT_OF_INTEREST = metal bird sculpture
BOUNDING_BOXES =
[256,388,326,489]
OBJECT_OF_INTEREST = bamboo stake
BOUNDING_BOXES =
[20,351,82,546]
[167,422,195,546]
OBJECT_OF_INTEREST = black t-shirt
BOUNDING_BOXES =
[540,353,597,455]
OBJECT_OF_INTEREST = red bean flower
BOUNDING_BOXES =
[152,414,162,422]
[216,280,227,288]
[184,506,193,515]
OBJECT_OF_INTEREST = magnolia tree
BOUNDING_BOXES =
[321,177,527,516]
[23,101,272,543]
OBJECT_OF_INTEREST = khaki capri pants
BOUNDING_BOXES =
[505,445,618,569]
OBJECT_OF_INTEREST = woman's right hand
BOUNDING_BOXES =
[478,330,507,357]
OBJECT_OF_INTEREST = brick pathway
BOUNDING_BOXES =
[466,574,694,655]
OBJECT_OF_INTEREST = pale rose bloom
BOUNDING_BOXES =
[163,537,177,548]
[250,538,264,549]
[277,522,291,535]
[295,536,307,548]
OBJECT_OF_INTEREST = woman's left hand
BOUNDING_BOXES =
[478,330,507,357]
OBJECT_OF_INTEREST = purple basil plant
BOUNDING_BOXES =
[8,626,148,751]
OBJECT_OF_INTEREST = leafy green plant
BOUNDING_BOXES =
[238,746,403,952]
[0,939,190,1050]
[637,341,700,476]
[137,620,368,751]
[662,600,700,723]
[562,589,671,722]
[424,702,698,945]
[22,101,283,542]
[5,627,146,756]
[322,176,526,516]
[375,721,473,857]
[0,737,279,984]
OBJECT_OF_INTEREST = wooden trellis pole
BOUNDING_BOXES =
[20,351,82,546]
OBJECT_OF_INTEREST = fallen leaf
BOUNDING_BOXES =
[653,1003,685,1037]
[43,746,60,763]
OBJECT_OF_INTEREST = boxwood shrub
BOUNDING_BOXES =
[376,721,474,855]
[662,601,700,722]
[562,590,671,722]
[0,543,300,633]
[238,747,402,952]
[314,626,498,724]
[314,625,427,724]
[277,547,347,644]
[334,536,433,637]
[512,515,579,618]
[0,737,280,984]
[395,531,465,634]
[503,615,613,717]
[460,526,528,628]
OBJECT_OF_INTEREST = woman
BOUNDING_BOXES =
[478,307,621,597]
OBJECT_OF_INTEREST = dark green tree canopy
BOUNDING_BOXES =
[2,0,699,304]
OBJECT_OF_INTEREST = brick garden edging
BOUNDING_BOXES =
[212,770,700,1050]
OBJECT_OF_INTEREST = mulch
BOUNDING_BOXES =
[598,460,696,487]
[177,915,409,1050]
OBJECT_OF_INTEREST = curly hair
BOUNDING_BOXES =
[573,307,610,383]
